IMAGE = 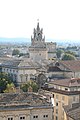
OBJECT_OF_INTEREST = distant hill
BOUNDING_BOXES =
[0,38,80,46]
[0,38,30,44]
[46,39,80,46]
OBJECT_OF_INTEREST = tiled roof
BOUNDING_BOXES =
[49,78,80,87]
[0,92,52,111]
[59,60,80,72]
[64,103,80,120]
[0,59,40,69]
[1,60,21,68]
[18,60,40,69]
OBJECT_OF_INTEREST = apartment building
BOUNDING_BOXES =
[48,60,80,79]
[43,78,80,120]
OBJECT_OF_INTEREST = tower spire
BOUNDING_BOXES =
[37,19,40,30]
[37,19,39,22]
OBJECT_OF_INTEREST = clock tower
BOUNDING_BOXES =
[31,22,46,47]
[29,22,48,61]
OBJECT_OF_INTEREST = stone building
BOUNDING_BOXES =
[0,92,53,120]
[29,22,56,62]
[42,78,80,120]
[46,42,56,61]
[48,60,80,79]
[1,59,40,84]
[0,59,49,85]
[29,22,48,61]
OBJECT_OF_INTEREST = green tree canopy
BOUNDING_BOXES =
[0,72,14,92]
[21,80,38,92]
[65,51,76,56]
[61,53,76,60]
[56,49,64,58]
[12,49,20,56]
[4,83,16,93]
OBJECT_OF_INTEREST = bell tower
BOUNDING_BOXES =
[31,21,45,47]
[29,21,48,61]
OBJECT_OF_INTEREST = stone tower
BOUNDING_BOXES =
[31,22,45,46]
[29,22,48,61]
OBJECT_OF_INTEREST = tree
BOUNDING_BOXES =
[0,72,14,92]
[56,49,64,58]
[19,53,24,57]
[61,53,76,60]
[4,83,16,93]
[12,49,20,56]
[65,51,76,56]
[21,80,38,92]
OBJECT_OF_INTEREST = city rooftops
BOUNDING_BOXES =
[0,92,52,111]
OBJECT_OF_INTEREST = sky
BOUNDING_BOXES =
[0,0,80,42]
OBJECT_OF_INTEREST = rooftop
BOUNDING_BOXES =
[59,60,80,72]
[44,87,80,95]
[49,78,80,87]
[0,59,41,69]
[48,60,80,72]
[64,103,80,120]
[0,92,52,111]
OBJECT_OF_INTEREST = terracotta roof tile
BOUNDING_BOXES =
[60,60,80,72]
[49,78,80,87]
[64,103,80,120]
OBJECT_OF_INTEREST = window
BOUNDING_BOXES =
[8,118,13,120]
[46,115,48,117]
[14,74,17,81]
[33,115,38,119]
[33,116,35,118]
[26,76,27,81]
[65,88,68,91]
[20,116,25,119]
[53,94,54,98]
[43,115,48,118]
[56,102,58,106]
[56,116,58,120]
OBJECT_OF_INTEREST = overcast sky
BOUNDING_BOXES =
[0,0,80,41]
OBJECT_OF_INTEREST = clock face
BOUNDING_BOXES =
[38,33,42,39]
[38,33,40,36]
